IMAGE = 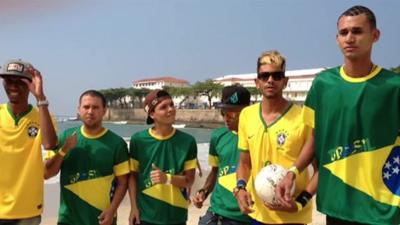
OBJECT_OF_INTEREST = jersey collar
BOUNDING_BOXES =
[148,127,176,140]
[340,65,381,83]
[80,126,108,139]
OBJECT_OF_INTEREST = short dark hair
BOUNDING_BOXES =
[79,90,107,107]
[338,5,376,29]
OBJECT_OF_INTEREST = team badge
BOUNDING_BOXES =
[27,124,39,137]
[276,129,289,146]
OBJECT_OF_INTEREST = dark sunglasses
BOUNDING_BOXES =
[257,71,285,81]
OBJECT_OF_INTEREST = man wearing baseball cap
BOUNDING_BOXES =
[0,59,57,224]
[192,84,252,225]
[128,89,198,225]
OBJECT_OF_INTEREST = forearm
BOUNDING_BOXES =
[236,152,251,182]
[44,153,64,179]
[108,175,128,214]
[200,167,218,193]
[304,160,319,195]
[128,173,139,210]
[293,131,315,172]
[38,103,57,149]
[170,169,195,188]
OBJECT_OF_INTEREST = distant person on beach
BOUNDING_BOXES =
[235,50,318,225]
[0,59,57,224]
[44,90,130,225]
[192,85,251,225]
[128,89,197,225]
[277,5,400,225]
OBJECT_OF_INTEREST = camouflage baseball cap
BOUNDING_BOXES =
[0,59,33,81]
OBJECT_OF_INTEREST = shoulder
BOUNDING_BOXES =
[378,68,400,82]
[131,129,149,140]
[241,103,259,115]
[60,126,80,137]
[105,129,126,143]
[175,129,196,142]
[313,66,341,83]
[211,127,230,139]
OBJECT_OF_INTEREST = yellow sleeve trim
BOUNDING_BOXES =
[302,106,315,129]
[130,158,139,172]
[184,159,197,171]
[44,150,56,160]
[113,161,130,176]
[208,155,219,167]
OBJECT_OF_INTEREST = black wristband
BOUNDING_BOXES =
[295,191,313,207]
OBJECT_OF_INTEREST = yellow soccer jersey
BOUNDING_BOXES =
[0,103,56,219]
[238,102,312,224]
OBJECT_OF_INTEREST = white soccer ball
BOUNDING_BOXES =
[254,164,295,205]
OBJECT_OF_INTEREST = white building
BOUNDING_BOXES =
[214,68,326,103]
[133,76,190,90]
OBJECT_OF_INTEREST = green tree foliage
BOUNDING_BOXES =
[163,86,194,108]
[391,65,400,74]
[247,86,261,102]
[192,79,223,109]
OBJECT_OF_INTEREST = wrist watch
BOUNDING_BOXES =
[37,99,49,107]
[233,185,246,197]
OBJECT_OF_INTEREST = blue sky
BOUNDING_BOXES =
[1,0,399,116]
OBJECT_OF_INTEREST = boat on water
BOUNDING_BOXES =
[172,124,186,128]
[112,121,128,124]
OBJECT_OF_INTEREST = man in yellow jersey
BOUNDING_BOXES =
[234,51,318,225]
[0,59,57,224]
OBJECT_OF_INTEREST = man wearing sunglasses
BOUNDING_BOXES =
[192,85,251,225]
[235,51,318,225]
[277,5,400,225]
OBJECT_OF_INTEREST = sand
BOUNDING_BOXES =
[41,173,325,225]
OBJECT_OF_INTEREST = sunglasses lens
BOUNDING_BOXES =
[258,71,285,81]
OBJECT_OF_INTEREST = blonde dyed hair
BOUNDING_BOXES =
[257,50,286,72]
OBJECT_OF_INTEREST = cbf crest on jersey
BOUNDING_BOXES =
[382,146,400,196]
[27,122,39,138]
[276,129,289,146]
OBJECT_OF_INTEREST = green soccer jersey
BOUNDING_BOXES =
[207,127,250,223]
[303,66,400,224]
[130,128,197,225]
[56,126,130,225]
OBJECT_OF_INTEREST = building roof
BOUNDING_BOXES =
[214,68,327,81]
[133,76,189,85]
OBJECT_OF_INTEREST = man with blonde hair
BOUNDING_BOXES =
[235,51,318,225]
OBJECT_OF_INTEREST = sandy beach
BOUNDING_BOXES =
[42,173,325,225]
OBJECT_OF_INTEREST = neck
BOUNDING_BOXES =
[261,96,288,114]
[83,124,105,136]
[343,57,374,78]
[9,102,29,116]
[153,123,174,137]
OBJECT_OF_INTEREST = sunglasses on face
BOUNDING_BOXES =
[257,71,285,81]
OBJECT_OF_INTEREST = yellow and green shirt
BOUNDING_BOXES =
[304,66,400,224]
[55,126,130,225]
[238,102,312,224]
[0,103,56,219]
[130,128,197,225]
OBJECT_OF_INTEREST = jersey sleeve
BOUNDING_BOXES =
[113,138,130,176]
[184,136,198,171]
[129,135,140,172]
[238,107,249,152]
[208,129,220,167]
[303,78,317,129]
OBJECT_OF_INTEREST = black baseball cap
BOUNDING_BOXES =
[217,85,250,109]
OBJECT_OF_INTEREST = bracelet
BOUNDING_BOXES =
[289,166,300,177]
[165,173,172,185]
[295,191,313,208]
[37,99,49,107]
[236,179,247,188]
[58,148,66,157]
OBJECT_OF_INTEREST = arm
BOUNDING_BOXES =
[192,167,218,208]
[128,172,140,225]
[99,174,128,225]
[25,67,57,149]
[235,151,254,214]
[276,131,315,205]
[150,164,195,188]
[44,132,77,179]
